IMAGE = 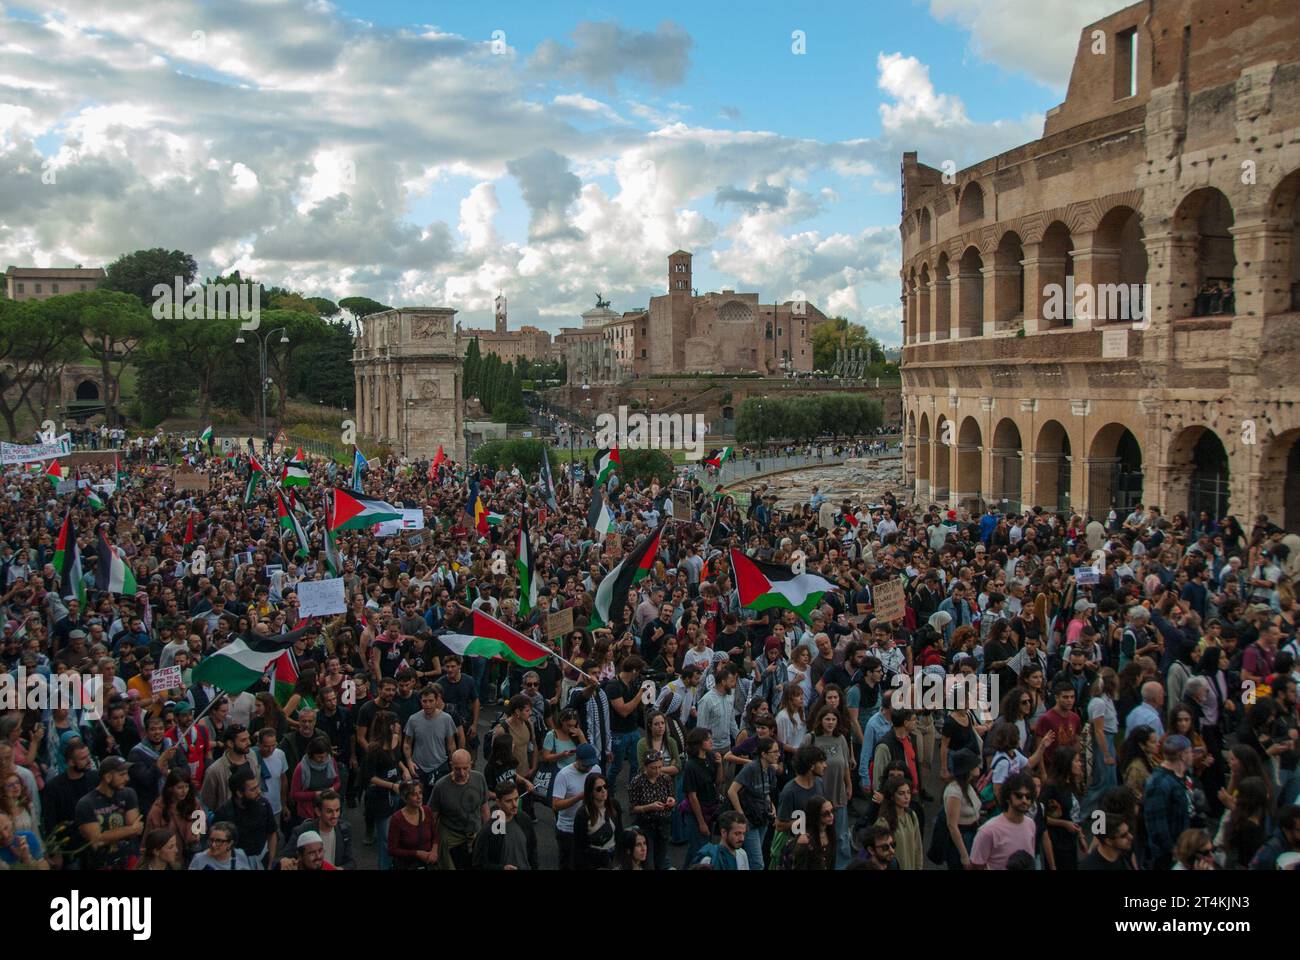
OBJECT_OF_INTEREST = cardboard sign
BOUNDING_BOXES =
[402,531,426,548]
[672,496,691,521]
[298,577,347,617]
[174,472,211,492]
[150,666,183,692]
[547,606,575,639]
[873,578,906,623]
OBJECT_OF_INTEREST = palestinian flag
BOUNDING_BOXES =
[243,455,265,505]
[275,488,309,558]
[53,511,86,607]
[587,487,613,537]
[323,491,342,576]
[45,459,64,487]
[199,426,213,446]
[96,531,138,595]
[730,548,836,623]
[705,447,733,468]
[517,523,538,616]
[85,486,106,512]
[193,631,300,695]
[350,447,367,492]
[281,447,310,487]
[485,511,506,527]
[594,447,620,486]
[271,649,299,705]
[590,525,664,629]
[329,488,401,532]
[442,609,550,668]
[539,445,558,509]
[115,453,127,488]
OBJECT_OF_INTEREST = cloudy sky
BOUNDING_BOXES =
[0,0,1119,346]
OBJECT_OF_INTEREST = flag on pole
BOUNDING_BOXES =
[243,455,265,505]
[517,523,538,616]
[705,446,733,469]
[199,426,214,446]
[539,445,558,509]
[281,447,310,487]
[192,631,301,695]
[275,488,310,558]
[322,490,342,576]
[730,548,837,623]
[350,447,367,492]
[590,525,664,629]
[96,530,138,595]
[442,609,551,668]
[84,476,106,512]
[594,447,620,486]
[53,511,86,607]
[45,459,63,487]
[115,453,127,488]
[329,489,401,532]
[587,487,614,537]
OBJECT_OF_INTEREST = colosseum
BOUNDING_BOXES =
[899,0,1300,531]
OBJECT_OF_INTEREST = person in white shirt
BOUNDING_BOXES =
[256,727,289,817]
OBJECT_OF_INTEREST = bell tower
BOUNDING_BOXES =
[668,250,692,295]
[494,292,507,333]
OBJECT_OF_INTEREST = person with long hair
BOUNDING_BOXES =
[941,749,982,870]
[1084,668,1120,813]
[1040,746,1087,870]
[776,682,807,766]
[572,772,622,869]
[805,704,853,867]
[362,710,412,871]
[990,685,1036,758]
[636,709,681,777]
[1218,743,1274,815]
[0,768,39,841]
[137,828,182,870]
[146,767,203,865]
[1215,776,1270,869]
[782,794,835,870]
[250,692,287,741]
[1171,828,1217,870]
[614,827,648,870]
[874,775,922,870]
[1021,664,1049,724]
[1118,725,1159,803]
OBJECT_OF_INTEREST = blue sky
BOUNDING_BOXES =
[0,0,1118,344]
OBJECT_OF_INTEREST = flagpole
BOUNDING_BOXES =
[176,685,227,744]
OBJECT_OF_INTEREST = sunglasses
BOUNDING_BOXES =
[593,784,608,792]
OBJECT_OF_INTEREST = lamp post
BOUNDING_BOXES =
[235,326,289,449]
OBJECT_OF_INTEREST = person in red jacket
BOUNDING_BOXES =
[289,737,341,822]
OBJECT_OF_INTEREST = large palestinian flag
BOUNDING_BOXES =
[594,447,620,486]
[329,488,401,532]
[243,455,265,505]
[281,447,310,487]
[193,631,300,694]
[53,510,86,607]
[275,488,310,558]
[96,531,138,595]
[442,609,551,668]
[517,523,538,616]
[730,548,836,623]
[590,524,664,629]
[323,491,342,576]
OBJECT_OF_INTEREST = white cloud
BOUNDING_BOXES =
[927,0,1118,89]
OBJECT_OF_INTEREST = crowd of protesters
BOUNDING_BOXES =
[1,428,1298,872]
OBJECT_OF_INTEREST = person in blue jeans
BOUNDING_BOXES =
[682,727,723,866]
[726,738,781,869]
[604,656,647,791]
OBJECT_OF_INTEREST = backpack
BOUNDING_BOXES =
[975,753,1012,812]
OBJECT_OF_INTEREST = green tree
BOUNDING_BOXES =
[0,298,81,437]
[262,309,328,431]
[811,316,885,371]
[462,337,481,400]
[308,297,340,318]
[618,448,674,487]
[60,290,154,427]
[290,318,355,408]
[338,297,391,321]
[102,248,198,306]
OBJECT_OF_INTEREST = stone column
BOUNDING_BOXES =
[1021,245,1064,334]
[990,447,1023,512]
[916,282,931,342]
[929,275,950,341]
[953,264,983,339]
[982,264,1023,335]
[1143,229,1200,326]
[1070,238,1123,328]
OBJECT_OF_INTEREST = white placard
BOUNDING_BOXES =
[297,577,346,617]
[150,666,183,692]
[374,508,425,537]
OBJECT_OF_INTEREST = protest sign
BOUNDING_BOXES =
[873,578,906,622]
[298,577,346,617]
[547,606,575,639]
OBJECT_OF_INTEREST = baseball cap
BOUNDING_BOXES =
[576,744,598,767]
[1163,734,1192,757]
[99,756,128,775]
[1074,599,1096,613]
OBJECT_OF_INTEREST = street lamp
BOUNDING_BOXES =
[235,326,289,448]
